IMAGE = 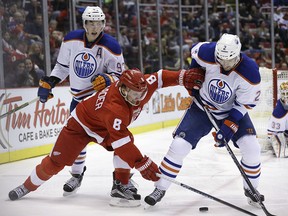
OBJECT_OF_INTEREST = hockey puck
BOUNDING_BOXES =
[199,207,209,212]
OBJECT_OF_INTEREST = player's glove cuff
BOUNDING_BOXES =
[38,76,56,103]
[135,156,160,181]
[213,117,239,147]
[91,73,114,92]
[179,68,205,93]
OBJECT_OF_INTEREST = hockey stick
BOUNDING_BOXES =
[157,174,257,216]
[0,97,39,120]
[194,95,275,216]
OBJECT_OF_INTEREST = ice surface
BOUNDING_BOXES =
[1,127,287,216]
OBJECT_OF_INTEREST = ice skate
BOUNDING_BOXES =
[109,180,141,207]
[63,166,86,196]
[112,171,138,193]
[244,188,265,208]
[9,184,30,201]
[144,188,166,206]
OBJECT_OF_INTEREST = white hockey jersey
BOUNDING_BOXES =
[267,99,288,133]
[50,30,125,101]
[191,42,261,121]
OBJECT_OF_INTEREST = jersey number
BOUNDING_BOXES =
[113,118,122,130]
[271,121,281,130]
[146,74,157,85]
[255,90,261,101]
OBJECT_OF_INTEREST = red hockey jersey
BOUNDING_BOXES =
[69,69,181,167]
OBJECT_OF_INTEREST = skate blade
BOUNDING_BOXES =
[143,203,154,210]
[109,197,141,208]
[247,198,261,209]
[63,188,79,197]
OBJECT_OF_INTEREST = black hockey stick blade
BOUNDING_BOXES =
[157,174,257,216]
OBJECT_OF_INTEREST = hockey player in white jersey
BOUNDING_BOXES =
[145,33,265,208]
[37,6,136,200]
[267,81,288,158]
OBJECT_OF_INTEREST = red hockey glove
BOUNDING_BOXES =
[135,156,160,181]
[91,73,114,91]
[179,68,205,95]
[212,118,239,147]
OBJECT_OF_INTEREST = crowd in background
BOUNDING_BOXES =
[1,0,288,88]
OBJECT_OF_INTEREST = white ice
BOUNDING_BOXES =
[1,127,287,216]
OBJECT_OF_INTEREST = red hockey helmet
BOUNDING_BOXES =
[118,69,148,106]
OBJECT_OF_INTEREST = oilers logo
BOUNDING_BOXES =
[208,79,232,104]
[73,52,97,78]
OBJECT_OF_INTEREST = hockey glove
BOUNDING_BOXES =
[135,156,160,181]
[213,118,239,147]
[38,76,56,103]
[91,73,114,92]
[179,68,205,95]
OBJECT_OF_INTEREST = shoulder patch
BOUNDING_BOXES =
[197,42,217,63]
[272,100,288,118]
[63,30,85,42]
[97,33,122,55]
[234,54,260,84]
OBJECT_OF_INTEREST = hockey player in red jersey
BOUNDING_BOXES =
[9,68,205,207]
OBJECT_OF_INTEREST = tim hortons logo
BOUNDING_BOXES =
[0,95,70,149]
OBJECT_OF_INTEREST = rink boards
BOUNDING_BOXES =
[0,86,190,164]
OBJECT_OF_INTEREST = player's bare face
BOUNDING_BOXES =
[216,55,240,71]
[85,20,104,41]
[120,86,148,106]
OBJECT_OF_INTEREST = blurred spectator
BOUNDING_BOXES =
[275,43,287,67]
[50,30,63,68]
[257,20,270,42]
[118,27,131,56]
[24,13,44,39]
[49,19,59,33]
[50,0,69,31]
[250,32,263,50]
[277,12,288,48]
[24,57,45,84]
[165,48,192,70]
[163,48,178,70]
[240,23,253,50]
[6,9,42,42]
[24,0,41,23]
[28,42,45,70]
[250,5,265,26]
[274,7,284,23]
[209,14,221,41]
[239,4,253,27]
[5,59,30,88]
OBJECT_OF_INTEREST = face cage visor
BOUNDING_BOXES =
[121,86,148,106]
[281,91,288,109]
[216,55,240,71]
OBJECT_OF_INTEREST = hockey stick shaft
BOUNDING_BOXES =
[157,174,257,216]
[194,96,274,216]
[0,97,39,120]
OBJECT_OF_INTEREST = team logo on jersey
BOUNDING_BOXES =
[208,79,232,104]
[73,52,97,78]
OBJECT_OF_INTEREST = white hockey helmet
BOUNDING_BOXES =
[215,33,242,71]
[280,81,288,109]
[82,6,106,35]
